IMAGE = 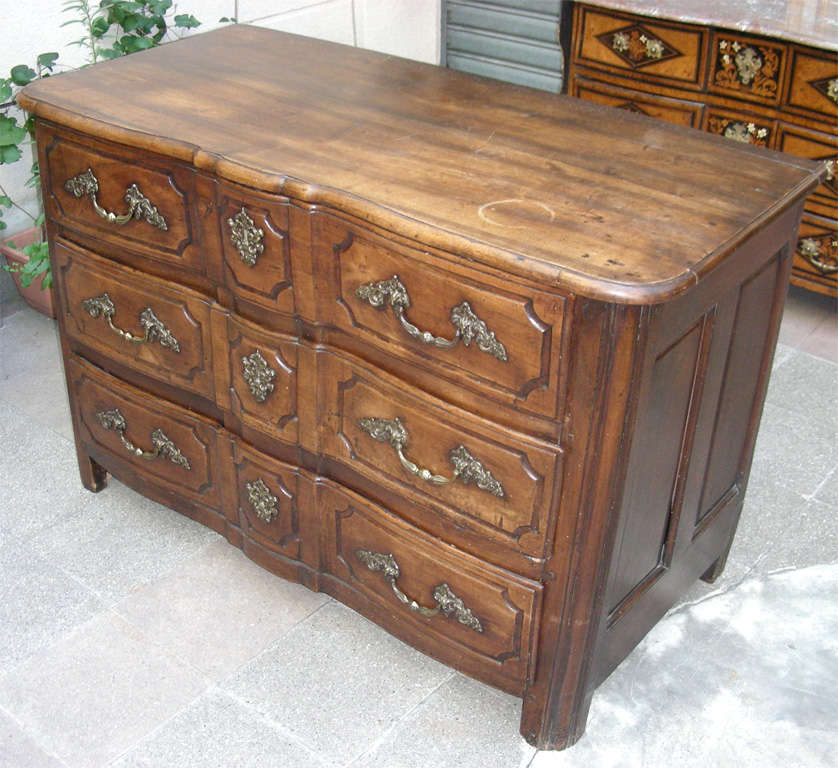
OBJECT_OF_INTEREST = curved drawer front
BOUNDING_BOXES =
[67,356,221,508]
[219,313,299,448]
[792,215,838,290]
[55,239,215,399]
[313,212,566,428]
[321,481,542,692]
[42,126,200,270]
[318,350,560,565]
[776,125,837,220]
[785,45,838,121]
[216,181,294,316]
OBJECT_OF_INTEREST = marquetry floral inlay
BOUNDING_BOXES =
[707,116,770,147]
[715,38,780,99]
[809,76,838,107]
[598,24,680,68]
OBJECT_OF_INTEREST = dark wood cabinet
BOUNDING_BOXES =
[19,25,823,750]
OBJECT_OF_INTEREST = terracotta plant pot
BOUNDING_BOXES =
[0,226,55,318]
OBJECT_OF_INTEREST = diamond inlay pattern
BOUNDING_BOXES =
[597,24,682,68]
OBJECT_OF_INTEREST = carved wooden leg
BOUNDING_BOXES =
[78,451,108,492]
[700,523,737,584]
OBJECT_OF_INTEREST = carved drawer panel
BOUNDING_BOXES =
[68,356,221,509]
[233,439,311,565]
[703,107,777,149]
[218,313,299,448]
[216,181,294,317]
[321,480,542,693]
[574,6,707,88]
[317,349,561,570]
[784,45,838,120]
[776,125,837,220]
[41,126,202,272]
[54,239,215,399]
[313,212,566,432]
[708,31,788,106]
[571,75,704,128]
[791,215,838,292]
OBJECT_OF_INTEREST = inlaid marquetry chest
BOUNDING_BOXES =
[566,1,838,297]
[18,25,824,749]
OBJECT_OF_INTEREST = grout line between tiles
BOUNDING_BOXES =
[0,700,73,768]
[342,668,459,767]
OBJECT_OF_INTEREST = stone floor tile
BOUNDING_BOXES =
[0,538,103,676]
[777,285,836,349]
[814,465,838,507]
[1,362,74,441]
[28,478,221,605]
[758,498,838,572]
[0,705,68,767]
[0,400,86,545]
[764,348,838,430]
[750,402,838,498]
[0,611,208,768]
[0,307,61,383]
[769,341,795,372]
[530,565,838,768]
[111,687,327,768]
[351,674,534,768]
[798,312,838,364]
[113,538,329,680]
[221,601,454,766]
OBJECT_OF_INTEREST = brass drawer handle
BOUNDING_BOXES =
[95,408,190,469]
[355,275,507,361]
[358,416,504,498]
[241,349,275,402]
[798,236,838,275]
[82,293,180,352]
[64,168,168,231]
[355,549,483,633]
[246,477,279,523]
[228,207,265,266]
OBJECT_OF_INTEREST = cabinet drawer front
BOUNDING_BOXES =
[575,6,707,88]
[777,125,837,219]
[318,350,560,564]
[42,128,200,270]
[313,212,566,427]
[571,75,704,128]
[785,46,838,119]
[217,182,294,316]
[233,440,306,562]
[322,481,542,691]
[708,31,788,106]
[219,313,299,447]
[704,107,777,149]
[68,357,221,508]
[55,239,215,399]
[792,215,838,290]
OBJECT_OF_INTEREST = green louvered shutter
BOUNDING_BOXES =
[443,1,564,93]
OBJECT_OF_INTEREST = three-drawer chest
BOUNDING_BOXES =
[19,25,823,749]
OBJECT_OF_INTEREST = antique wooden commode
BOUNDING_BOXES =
[19,26,823,749]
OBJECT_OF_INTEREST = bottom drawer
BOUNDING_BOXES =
[68,356,223,510]
[791,215,837,295]
[321,481,543,693]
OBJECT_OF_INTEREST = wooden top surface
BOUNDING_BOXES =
[585,0,838,51]
[19,25,823,303]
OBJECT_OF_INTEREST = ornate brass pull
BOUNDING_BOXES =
[82,293,180,352]
[241,349,275,402]
[355,275,507,361]
[355,549,483,632]
[798,236,838,275]
[64,168,168,230]
[228,207,265,266]
[246,477,279,523]
[358,416,504,497]
[95,408,190,469]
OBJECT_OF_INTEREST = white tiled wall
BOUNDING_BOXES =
[0,0,441,235]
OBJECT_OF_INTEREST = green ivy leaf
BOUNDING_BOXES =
[0,196,11,208]
[0,221,7,231]
[10,65,37,86]
[173,13,200,29]
[0,145,23,164]
[0,80,12,102]
[36,52,59,71]
[0,116,27,147]
[118,35,154,53]
[91,16,110,38]
[98,47,123,60]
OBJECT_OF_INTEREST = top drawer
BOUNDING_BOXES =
[40,126,203,273]
[311,212,567,436]
[574,5,708,89]
[784,45,838,120]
